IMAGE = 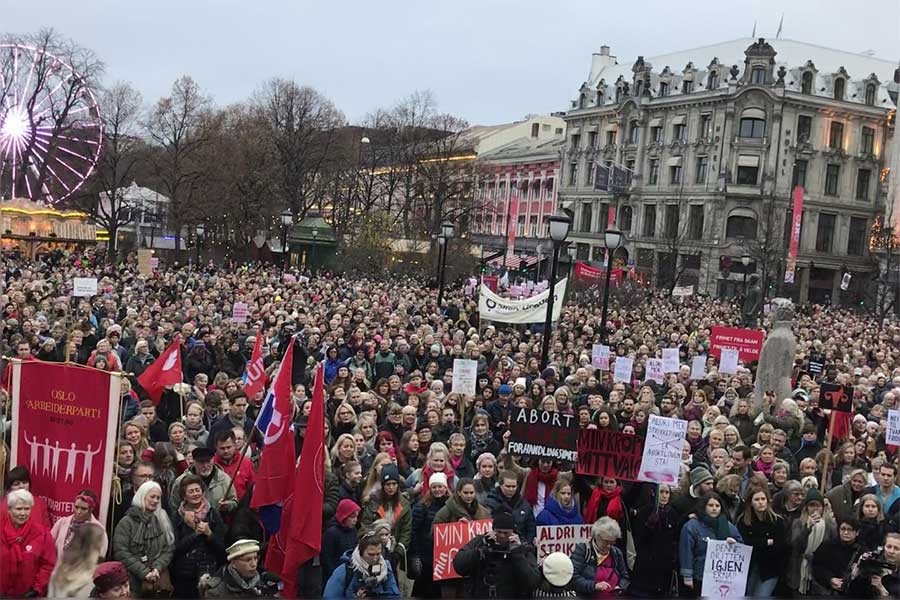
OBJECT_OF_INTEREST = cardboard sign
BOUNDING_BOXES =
[137,249,154,275]
[232,302,249,323]
[661,348,680,373]
[691,355,707,380]
[709,326,764,361]
[672,285,694,297]
[451,359,478,396]
[592,344,610,371]
[701,540,753,598]
[719,348,739,375]
[72,277,98,297]
[887,409,900,446]
[613,356,633,383]
[576,428,645,481]
[536,524,593,560]
[645,358,664,384]
[433,519,493,580]
[508,408,578,462]
[638,415,688,484]
[819,382,852,413]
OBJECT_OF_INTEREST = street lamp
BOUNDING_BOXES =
[741,254,752,297]
[437,222,454,309]
[280,210,293,269]
[540,213,572,370]
[599,228,624,344]
[534,243,545,284]
[194,223,205,266]
[566,243,577,281]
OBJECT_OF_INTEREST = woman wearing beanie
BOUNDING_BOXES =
[322,499,361,585]
[785,487,835,595]
[536,552,576,597]
[92,562,130,599]
[409,473,450,599]
[360,465,411,562]
[678,493,743,596]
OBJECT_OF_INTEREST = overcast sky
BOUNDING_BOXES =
[4,0,899,125]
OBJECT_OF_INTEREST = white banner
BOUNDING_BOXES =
[662,348,680,373]
[613,356,633,383]
[701,540,753,598]
[72,277,98,297]
[672,285,694,297]
[887,409,900,446]
[535,524,593,561]
[645,358,664,384]
[719,348,739,374]
[451,359,478,396]
[592,344,610,371]
[639,415,688,484]
[478,278,567,324]
[691,355,707,380]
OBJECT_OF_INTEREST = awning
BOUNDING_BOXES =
[604,122,618,131]
[667,156,683,166]
[649,117,663,127]
[671,115,687,125]
[488,254,540,270]
[741,107,766,120]
[729,207,758,219]
[738,155,760,167]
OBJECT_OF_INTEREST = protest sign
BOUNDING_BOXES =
[645,358,664,384]
[662,348,680,373]
[576,428,644,481]
[592,344,610,371]
[72,277,98,297]
[887,410,900,446]
[508,408,578,462]
[700,540,753,598]
[536,525,593,560]
[691,355,707,380]
[137,249,154,275]
[719,348,739,374]
[433,519,493,580]
[672,285,694,297]
[819,382,853,413]
[478,278,567,324]
[638,416,688,483]
[709,326,764,361]
[451,359,478,396]
[232,302,249,323]
[613,356,633,383]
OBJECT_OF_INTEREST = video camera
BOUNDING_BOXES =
[360,563,383,594]
[856,553,894,578]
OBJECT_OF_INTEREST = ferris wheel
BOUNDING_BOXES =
[0,43,103,205]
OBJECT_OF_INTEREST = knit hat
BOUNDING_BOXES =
[792,388,810,402]
[542,552,574,587]
[803,487,824,507]
[428,472,448,488]
[498,384,512,395]
[492,510,516,531]
[381,464,401,484]
[93,562,128,594]
[226,539,260,561]
[430,344,442,353]
[689,466,714,489]
[335,499,361,525]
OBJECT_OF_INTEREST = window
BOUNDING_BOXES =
[792,160,808,188]
[695,156,709,184]
[739,117,766,138]
[801,71,813,94]
[815,213,836,252]
[665,204,680,238]
[688,205,705,240]
[555,128,563,135]
[576,243,590,260]
[568,162,578,185]
[670,165,683,184]
[699,114,712,138]
[635,80,643,97]
[682,79,694,94]
[579,203,592,233]
[855,168,871,201]
[642,205,657,237]
[588,131,598,148]
[736,155,760,185]
[600,203,609,231]
[592,246,605,262]
[658,81,669,97]
[673,123,686,142]
[651,126,662,143]
[579,94,586,109]
[861,127,875,154]
[726,215,758,239]
[797,115,812,142]
[628,120,640,143]
[619,205,633,232]
[571,134,581,150]
[847,217,868,255]
[833,78,845,101]
[751,67,766,84]
[865,83,876,106]
[606,130,617,145]
[625,158,635,172]
[648,159,660,185]
[708,71,719,89]
[587,160,595,185]
[528,216,538,236]
[596,89,604,105]
[825,164,840,196]
[829,122,844,149]
[531,123,539,138]
[517,215,526,236]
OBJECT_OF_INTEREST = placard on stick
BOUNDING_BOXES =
[508,408,578,462]
[451,359,478,396]
[819,382,852,413]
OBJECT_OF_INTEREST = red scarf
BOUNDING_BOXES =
[2,516,38,594]
[584,485,624,524]
[421,464,455,496]
[524,467,558,506]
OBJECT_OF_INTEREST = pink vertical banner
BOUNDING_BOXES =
[784,186,804,283]
[507,184,520,255]
[607,204,616,228]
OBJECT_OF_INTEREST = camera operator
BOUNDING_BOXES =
[452,510,541,599]
[323,531,400,599]
[847,532,900,597]
[199,539,276,598]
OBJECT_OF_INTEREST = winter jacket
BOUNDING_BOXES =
[857,518,889,551]
[737,513,789,580]
[452,534,542,599]
[785,515,836,591]
[50,514,109,558]
[113,506,174,592]
[0,517,56,596]
[172,505,225,596]
[321,521,359,583]
[360,496,412,551]
[323,550,400,599]
[570,542,630,598]
[170,465,238,513]
[409,497,447,572]
[201,564,268,598]
[484,488,536,543]
[630,504,679,596]
[433,495,491,525]
[678,518,743,582]
[536,495,583,526]
[826,482,863,525]
[214,453,256,503]
[812,539,860,595]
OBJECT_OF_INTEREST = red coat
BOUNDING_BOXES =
[215,452,256,502]
[0,495,52,529]
[0,516,57,596]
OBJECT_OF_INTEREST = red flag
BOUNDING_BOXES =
[250,341,295,509]
[136,338,183,404]
[242,335,266,400]
[277,363,325,597]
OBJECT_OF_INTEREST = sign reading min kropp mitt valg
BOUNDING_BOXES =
[508,408,578,463]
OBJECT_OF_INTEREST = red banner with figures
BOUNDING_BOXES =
[10,361,121,525]
[784,186,804,283]
[574,262,603,282]
[433,519,493,580]
[709,325,764,361]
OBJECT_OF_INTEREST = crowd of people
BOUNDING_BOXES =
[0,246,898,598]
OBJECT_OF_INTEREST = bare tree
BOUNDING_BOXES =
[866,210,900,325]
[658,189,704,295]
[748,192,786,307]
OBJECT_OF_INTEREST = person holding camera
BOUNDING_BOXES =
[452,510,541,599]
[199,539,274,598]
[323,531,401,599]
[847,532,900,598]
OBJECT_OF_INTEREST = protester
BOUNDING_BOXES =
[535,552,576,597]
[630,484,679,597]
[737,487,788,597]
[678,494,743,595]
[0,489,56,597]
[172,474,226,598]
[322,531,401,599]
[322,499,361,586]
[92,562,132,599]
[408,474,450,599]
[200,539,271,598]
[113,481,175,596]
[2,466,52,528]
[571,516,630,598]
[47,522,106,598]
[812,517,862,595]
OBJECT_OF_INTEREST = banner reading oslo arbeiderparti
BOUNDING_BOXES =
[508,408,578,462]
[576,428,644,481]
[478,278,567,324]
[10,361,121,525]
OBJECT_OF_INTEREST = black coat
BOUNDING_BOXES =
[630,503,679,595]
[321,522,358,583]
[172,506,226,595]
[857,518,889,552]
[484,488,536,543]
[452,534,541,599]
[737,513,789,580]
[812,539,860,595]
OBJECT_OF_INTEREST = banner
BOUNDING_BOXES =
[691,355,707,380]
[72,277,98,297]
[478,278,567,324]
[701,540,753,598]
[645,358,664,384]
[576,428,645,481]
[819,382,853,413]
[672,285,694,297]
[508,408,578,462]
[661,348,680,373]
[784,185,804,284]
[232,302,249,323]
[137,249,154,276]
[613,356,633,383]
[536,524,592,560]
[10,361,121,525]
[887,409,900,446]
[709,326,764,361]
[451,359,478,396]
[639,416,688,483]
[592,344,610,371]
[433,519,493,580]
[574,261,603,282]
[719,348,739,374]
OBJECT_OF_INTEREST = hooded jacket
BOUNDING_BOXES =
[323,549,400,599]
[484,487,536,543]
[536,495,584,526]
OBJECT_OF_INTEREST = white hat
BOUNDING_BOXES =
[428,472,448,488]
[542,552,574,587]
[226,539,260,561]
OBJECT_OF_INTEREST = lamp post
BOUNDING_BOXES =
[194,224,205,266]
[280,210,293,269]
[540,214,572,370]
[741,254,752,297]
[437,222,454,309]
[599,228,624,344]
[534,243,544,284]
[566,244,577,281]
